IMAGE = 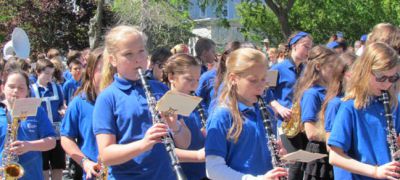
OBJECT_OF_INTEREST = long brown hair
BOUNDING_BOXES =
[344,42,399,109]
[75,47,103,103]
[366,23,400,54]
[318,52,356,123]
[218,48,267,143]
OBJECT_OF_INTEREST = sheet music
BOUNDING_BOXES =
[156,91,202,117]
[11,98,41,118]
[281,150,327,163]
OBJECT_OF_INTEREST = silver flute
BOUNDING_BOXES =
[137,68,187,180]
[380,90,399,161]
[258,96,287,180]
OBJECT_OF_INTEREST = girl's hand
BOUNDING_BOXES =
[9,141,30,155]
[276,105,292,120]
[375,161,400,180]
[160,112,179,130]
[82,159,99,179]
[141,123,168,151]
[264,167,288,180]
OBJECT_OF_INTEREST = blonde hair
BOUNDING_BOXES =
[100,25,147,91]
[344,42,399,109]
[366,23,400,54]
[218,48,267,143]
[171,44,189,54]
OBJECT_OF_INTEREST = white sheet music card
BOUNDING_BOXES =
[11,98,41,118]
[156,91,202,117]
[281,150,327,163]
[266,70,278,87]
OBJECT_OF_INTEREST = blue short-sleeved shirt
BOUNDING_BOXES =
[29,74,37,85]
[181,111,206,180]
[268,59,304,126]
[301,85,326,123]
[63,78,82,105]
[61,93,98,179]
[30,82,64,123]
[205,102,273,176]
[93,75,176,180]
[0,107,56,180]
[63,71,72,82]
[328,98,400,180]
[195,69,217,112]
[324,96,342,132]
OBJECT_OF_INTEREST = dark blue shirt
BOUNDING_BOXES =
[93,75,176,180]
[181,111,206,180]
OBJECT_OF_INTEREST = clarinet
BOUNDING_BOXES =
[190,92,207,130]
[380,90,400,161]
[257,96,287,180]
[137,68,187,180]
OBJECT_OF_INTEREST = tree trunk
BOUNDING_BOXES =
[264,0,295,39]
[89,0,104,49]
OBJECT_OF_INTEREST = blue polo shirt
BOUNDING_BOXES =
[268,58,304,126]
[324,96,343,132]
[324,97,350,180]
[328,98,400,180]
[30,82,64,123]
[63,78,82,105]
[195,69,217,112]
[63,71,72,82]
[301,85,326,123]
[181,111,206,180]
[93,75,176,180]
[61,93,98,179]
[29,74,37,85]
[205,102,273,176]
[0,107,56,180]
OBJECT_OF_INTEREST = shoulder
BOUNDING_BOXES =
[209,106,232,124]
[200,69,216,80]
[147,80,169,92]
[270,59,289,70]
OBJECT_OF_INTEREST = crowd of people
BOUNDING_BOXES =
[0,22,399,180]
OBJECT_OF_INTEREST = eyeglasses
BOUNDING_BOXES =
[373,72,400,83]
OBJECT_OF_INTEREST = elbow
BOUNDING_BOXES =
[328,150,336,165]
[45,137,57,151]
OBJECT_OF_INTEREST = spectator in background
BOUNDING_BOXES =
[171,44,190,55]
[146,47,172,81]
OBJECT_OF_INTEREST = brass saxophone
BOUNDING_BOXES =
[1,103,25,180]
[281,102,303,138]
[94,156,108,180]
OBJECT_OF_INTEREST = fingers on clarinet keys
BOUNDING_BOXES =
[143,123,168,149]
[264,167,288,180]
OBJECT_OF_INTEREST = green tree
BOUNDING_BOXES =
[112,0,195,52]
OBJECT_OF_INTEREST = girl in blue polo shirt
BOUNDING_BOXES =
[92,25,191,180]
[0,70,56,180]
[292,46,339,179]
[205,48,287,179]
[60,47,104,180]
[162,53,206,180]
[320,52,356,180]
[328,42,400,179]
[267,31,313,180]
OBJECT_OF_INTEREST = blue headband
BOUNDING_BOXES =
[288,31,309,48]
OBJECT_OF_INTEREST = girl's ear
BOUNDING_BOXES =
[167,73,175,84]
[109,54,117,67]
[228,73,237,86]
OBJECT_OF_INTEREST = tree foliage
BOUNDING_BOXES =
[236,0,400,45]
[112,0,195,52]
[0,0,115,56]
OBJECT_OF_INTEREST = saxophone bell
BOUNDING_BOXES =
[3,162,24,179]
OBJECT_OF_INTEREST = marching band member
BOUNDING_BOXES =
[205,48,287,180]
[328,42,400,179]
[92,25,190,180]
[61,47,104,179]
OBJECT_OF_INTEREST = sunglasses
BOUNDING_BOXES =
[373,72,400,83]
